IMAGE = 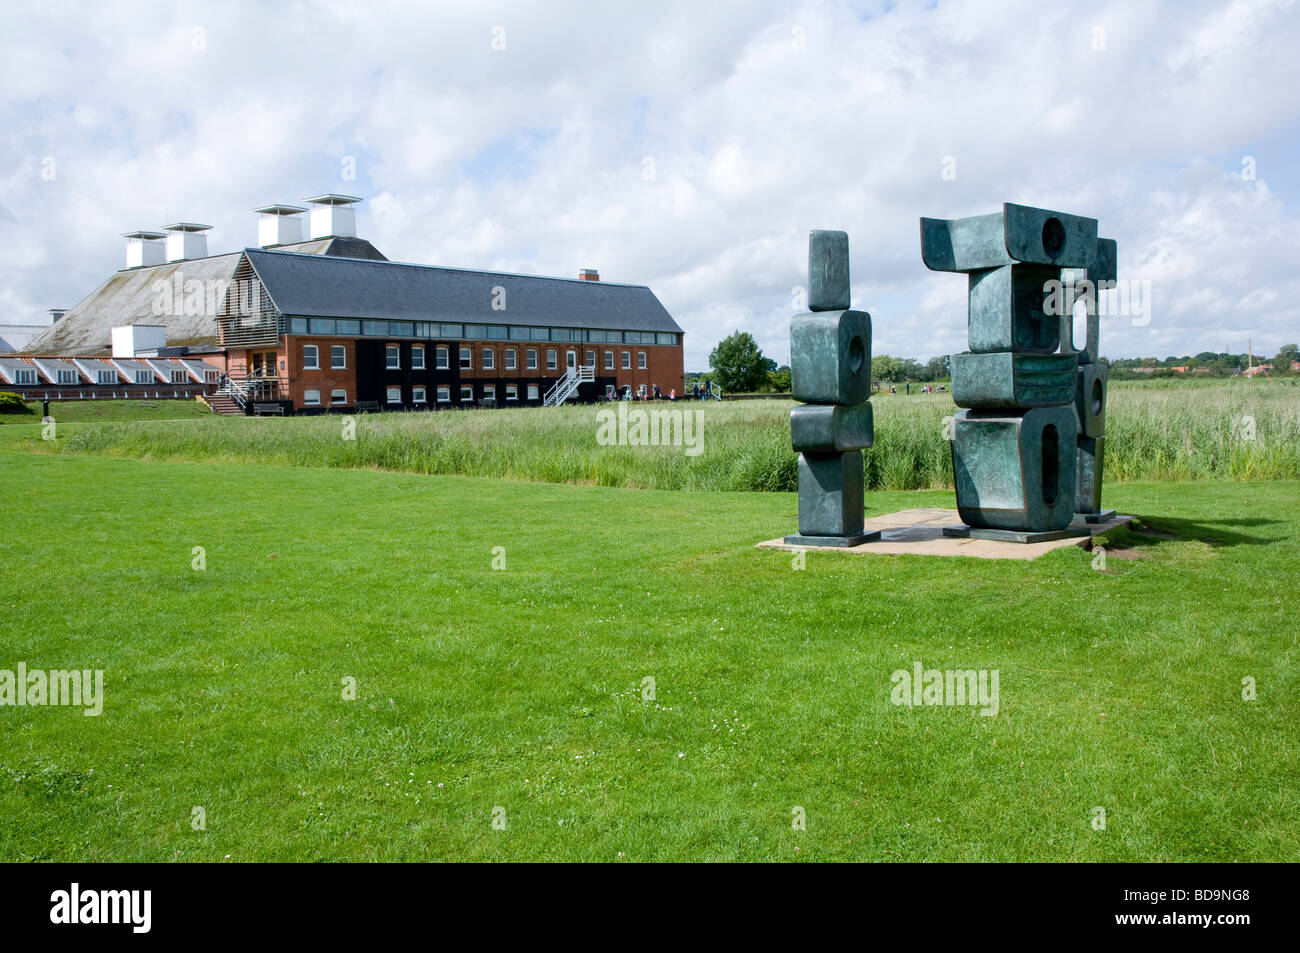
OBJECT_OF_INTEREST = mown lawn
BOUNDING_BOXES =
[0,451,1295,861]
[3,398,213,423]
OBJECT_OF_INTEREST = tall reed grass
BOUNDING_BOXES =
[59,381,1300,492]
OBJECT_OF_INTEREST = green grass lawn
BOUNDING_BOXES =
[3,397,213,423]
[1,450,1295,861]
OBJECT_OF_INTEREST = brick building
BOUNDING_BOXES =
[22,195,684,413]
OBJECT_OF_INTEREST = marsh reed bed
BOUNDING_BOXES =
[54,380,1300,492]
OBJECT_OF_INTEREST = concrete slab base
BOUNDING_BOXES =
[758,508,1135,560]
[1073,509,1117,524]
[783,531,882,548]
[942,524,1092,543]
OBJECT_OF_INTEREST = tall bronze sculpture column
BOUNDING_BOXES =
[919,203,1117,542]
[784,230,880,547]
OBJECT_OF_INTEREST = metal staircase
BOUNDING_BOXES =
[543,365,594,406]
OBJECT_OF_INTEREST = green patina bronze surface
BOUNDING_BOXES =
[920,203,1099,273]
[808,229,850,312]
[795,450,866,537]
[789,309,871,405]
[950,352,1076,409]
[785,230,877,545]
[923,202,1117,536]
[967,264,1061,353]
[1076,434,1105,515]
[951,406,1078,531]
[1074,361,1107,438]
[790,402,874,452]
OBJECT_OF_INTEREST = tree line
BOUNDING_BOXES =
[699,332,1300,394]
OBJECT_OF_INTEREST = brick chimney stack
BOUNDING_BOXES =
[579,268,599,281]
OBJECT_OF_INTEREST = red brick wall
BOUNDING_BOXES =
[286,336,357,409]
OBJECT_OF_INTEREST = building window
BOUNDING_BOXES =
[413,386,427,404]
[460,347,472,370]
[638,351,647,369]
[527,384,539,400]
[526,349,538,370]
[483,384,496,401]
[386,346,400,370]
[304,389,321,406]
[505,348,517,370]
[16,368,37,384]
[135,369,153,384]
[585,350,595,367]
[331,389,347,404]
[506,384,518,400]
[604,351,614,370]
[412,346,425,370]
[437,386,450,402]
[97,370,117,384]
[436,346,449,369]
[622,351,631,369]
[460,384,474,402]
[386,387,402,404]
[331,345,346,369]
[170,370,187,384]
[482,349,494,370]
[546,349,558,370]
[303,345,319,370]
[58,369,79,384]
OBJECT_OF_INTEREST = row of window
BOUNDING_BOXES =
[301,384,544,406]
[301,341,656,373]
[376,345,650,372]
[287,316,677,346]
[11,367,197,385]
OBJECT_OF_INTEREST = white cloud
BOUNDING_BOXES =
[2,0,1298,367]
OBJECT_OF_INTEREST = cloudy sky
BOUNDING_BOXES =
[3,0,1298,368]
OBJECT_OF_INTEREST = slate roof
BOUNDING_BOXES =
[26,235,679,356]
[244,248,683,334]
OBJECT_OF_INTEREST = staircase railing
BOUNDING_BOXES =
[543,365,594,406]
[219,375,251,412]
[219,373,289,409]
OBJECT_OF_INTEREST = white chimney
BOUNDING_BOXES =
[253,204,306,247]
[163,223,213,262]
[48,309,67,324]
[304,194,361,239]
[112,324,167,358]
[123,230,167,268]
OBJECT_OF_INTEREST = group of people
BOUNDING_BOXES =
[608,384,676,401]
[889,382,947,395]
[604,378,717,401]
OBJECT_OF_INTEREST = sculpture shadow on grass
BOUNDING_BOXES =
[1118,516,1283,550]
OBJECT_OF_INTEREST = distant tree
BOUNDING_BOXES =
[897,358,925,382]
[708,331,770,393]
[1276,343,1298,372]
[768,365,792,392]
[924,355,950,380]
[873,354,902,385]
